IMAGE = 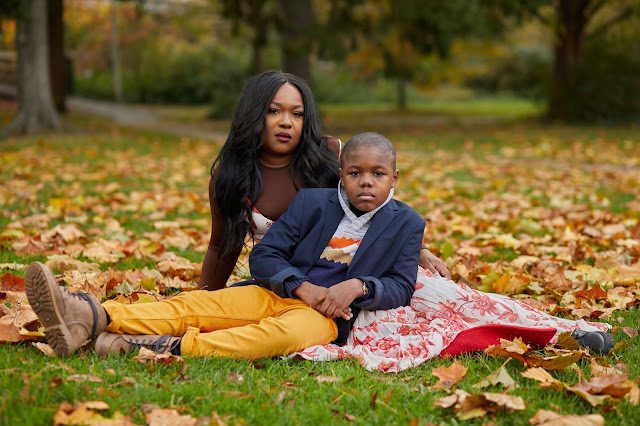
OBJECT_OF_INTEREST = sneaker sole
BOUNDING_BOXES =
[25,262,73,357]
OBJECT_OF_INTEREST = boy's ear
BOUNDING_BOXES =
[391,169,399,187]
[339,168,344,184]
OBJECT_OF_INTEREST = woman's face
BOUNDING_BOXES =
[259,83,304,167]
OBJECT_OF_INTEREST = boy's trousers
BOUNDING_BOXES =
[102,285,338,359]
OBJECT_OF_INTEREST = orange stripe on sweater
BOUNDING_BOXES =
[327,236,361,249]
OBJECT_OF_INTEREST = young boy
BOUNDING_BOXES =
[25,132,425,359]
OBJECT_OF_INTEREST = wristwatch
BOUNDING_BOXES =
[362,281,369,297]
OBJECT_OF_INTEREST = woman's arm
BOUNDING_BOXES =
[198,177,242,290]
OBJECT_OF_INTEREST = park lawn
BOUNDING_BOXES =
[1,104,640,424]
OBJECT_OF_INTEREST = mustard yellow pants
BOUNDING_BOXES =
[102,285,338,360]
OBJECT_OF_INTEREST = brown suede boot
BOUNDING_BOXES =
[95,332,181,357]
[25,262,107,357]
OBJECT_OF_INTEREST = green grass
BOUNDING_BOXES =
[2,307,639,426]
[322,96,543,118]
[2,98,640,424]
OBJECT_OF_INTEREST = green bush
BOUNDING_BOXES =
[74,70,115,101]
[312,62,415,105]
[73,39,250,109]
[207,50,251,119]
[465,45,551,100]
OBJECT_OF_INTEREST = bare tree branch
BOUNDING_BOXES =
[584,0,606,20]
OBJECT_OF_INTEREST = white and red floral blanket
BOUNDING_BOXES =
[292,267,609,373]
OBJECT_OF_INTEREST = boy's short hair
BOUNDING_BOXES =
[340,132,396,170]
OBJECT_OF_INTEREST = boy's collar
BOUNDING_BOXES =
[337,182,394,223]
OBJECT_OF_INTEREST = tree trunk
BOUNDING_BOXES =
[111,0,123,102]
[48,0,66,113]
[2,0,62,137]
[548,0,590,119]
[277,0,312,85]
[251,22,267,75]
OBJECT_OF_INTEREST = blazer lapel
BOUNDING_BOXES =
[307,192,344,271]
[350,199,398,269]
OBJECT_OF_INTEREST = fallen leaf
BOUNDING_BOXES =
[481,392,526,410]
[52,400,133,426]
[555,331,581,351]
[226,372,244,384]
[500,337,529,355]
[572,373,632,398]
[473,364,517,391]
[429,361,468,390]
[211,411,228,426]
[66,374,104,383]
[521,368,562,388]
[315,375,341,383]
[528,409,604,425]
[32,341,55,356]
[434,388,525,420]
[132,347,183,366]
[145,407,198,426]
[275,390,288,404]
[0,273,24,292]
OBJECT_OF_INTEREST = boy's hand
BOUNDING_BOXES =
[293,281,353,320]
[315,279,362,319]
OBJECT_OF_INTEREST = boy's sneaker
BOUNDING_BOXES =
[95,332,181,357]
[571,330,614,355]
[25,262,107,357]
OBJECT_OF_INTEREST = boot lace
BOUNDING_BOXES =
[63,290,101,337]
[128,335,174,354]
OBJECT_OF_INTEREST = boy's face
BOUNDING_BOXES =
[339,146,399,212]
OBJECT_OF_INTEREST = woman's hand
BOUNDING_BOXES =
[293,281,353,320]
[420,246,451,279]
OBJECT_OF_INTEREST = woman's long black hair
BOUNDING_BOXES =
[211,70,340,260]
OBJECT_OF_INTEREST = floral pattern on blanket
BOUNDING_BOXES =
[292,267,609,373]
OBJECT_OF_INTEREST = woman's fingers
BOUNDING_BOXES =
[436,261,452,279]
[432,256,451,279]
[420,248,452,279]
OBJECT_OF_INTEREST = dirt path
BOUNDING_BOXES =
[67,97,229,141]
[0,84,229,141]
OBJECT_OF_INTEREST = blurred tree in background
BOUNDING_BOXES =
[219,0,277,76]
[0,0,63,136]
[544,0,640,121]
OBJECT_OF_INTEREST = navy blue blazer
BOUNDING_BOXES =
[249,188,425,345]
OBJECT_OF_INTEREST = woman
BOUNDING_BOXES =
[199,70,611,371]
[198,70,339,290]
